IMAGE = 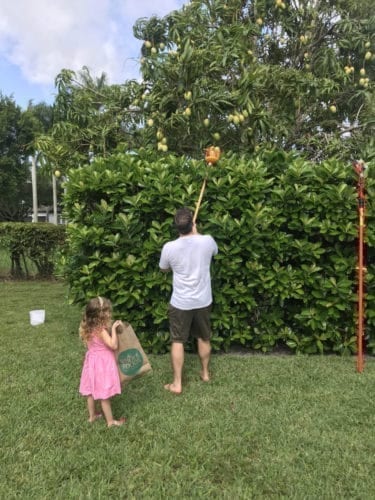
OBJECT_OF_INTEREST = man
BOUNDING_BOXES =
[159,207,218,394]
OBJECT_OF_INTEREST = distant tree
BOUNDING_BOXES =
[133,0,374,160]
[25,101,54,134]
[0,94,35,221]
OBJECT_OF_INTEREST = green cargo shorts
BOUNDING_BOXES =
[168,304,212,344]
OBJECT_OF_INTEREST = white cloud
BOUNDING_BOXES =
[0,0,184,85]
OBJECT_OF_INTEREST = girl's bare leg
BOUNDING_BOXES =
[87,396,96,422]
[87,396,102,422]
[101,398,125,427]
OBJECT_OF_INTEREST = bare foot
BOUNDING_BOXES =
[88,413,103,423]
[164,383,182,395]
[108,417,126,427]
[200,371,210,382]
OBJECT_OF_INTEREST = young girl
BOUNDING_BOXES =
[79,296,125,427]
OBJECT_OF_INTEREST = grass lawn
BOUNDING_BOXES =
[1,280,375,499]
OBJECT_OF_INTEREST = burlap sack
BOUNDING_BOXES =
[115,321,152,385]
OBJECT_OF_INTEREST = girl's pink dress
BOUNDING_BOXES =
[79,331,121,400]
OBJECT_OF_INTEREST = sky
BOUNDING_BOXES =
[0,0,186,109]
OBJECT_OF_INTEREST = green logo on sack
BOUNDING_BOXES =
[118,348,143,376]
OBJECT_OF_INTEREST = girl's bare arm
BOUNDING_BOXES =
[99,320,122,350]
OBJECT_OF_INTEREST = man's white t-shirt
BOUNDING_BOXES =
[159,234,218,310]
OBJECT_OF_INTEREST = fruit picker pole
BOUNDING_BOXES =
[193,177,208,224]
[193,146,221,224]
[353,160,366,373]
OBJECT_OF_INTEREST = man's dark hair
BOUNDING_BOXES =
[174,207,193,235]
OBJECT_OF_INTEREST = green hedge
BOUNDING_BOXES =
[61,149,374,354]
[0,222,66,278]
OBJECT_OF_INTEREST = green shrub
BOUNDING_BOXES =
[0,222,66,278]
[61,150,374,354]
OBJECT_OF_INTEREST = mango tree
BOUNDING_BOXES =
[133,0,374,160]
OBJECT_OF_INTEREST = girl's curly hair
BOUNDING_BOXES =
[79,297,112,344]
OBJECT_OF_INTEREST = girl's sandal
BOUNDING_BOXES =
[108,417,126,427]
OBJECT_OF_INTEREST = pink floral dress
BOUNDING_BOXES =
[79,330,121,400]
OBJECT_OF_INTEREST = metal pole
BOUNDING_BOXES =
[353,160,366,373]
[52,174,58,224]
[31,155,38,223]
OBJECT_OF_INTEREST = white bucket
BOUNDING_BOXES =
[29,309,45,326]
